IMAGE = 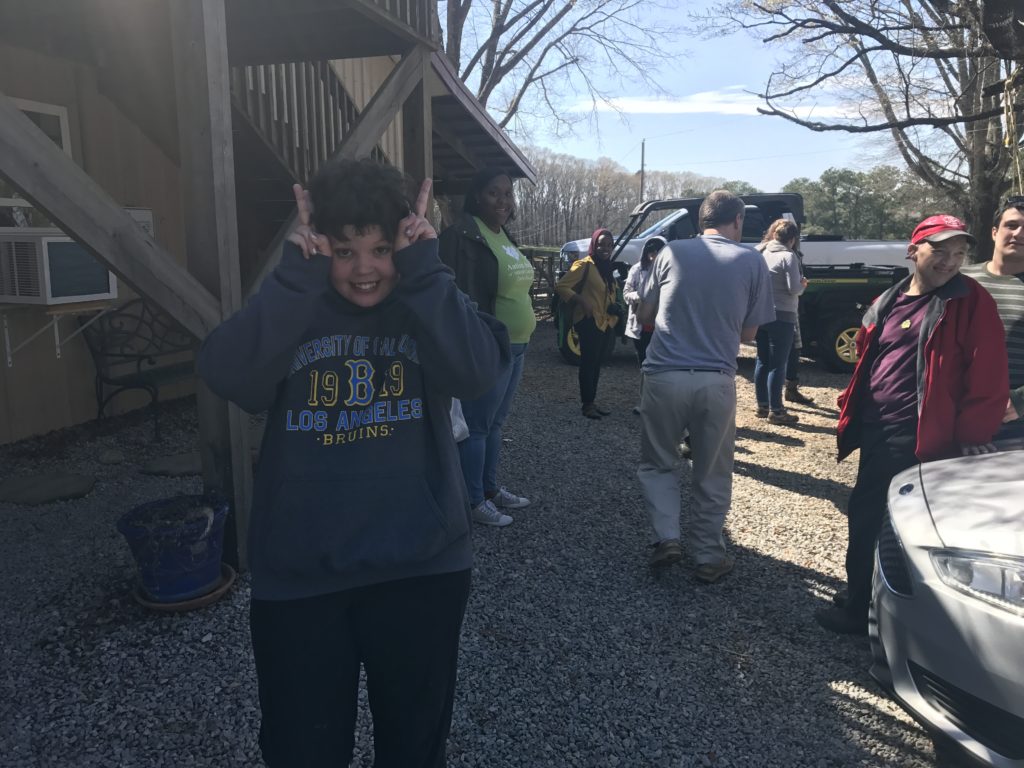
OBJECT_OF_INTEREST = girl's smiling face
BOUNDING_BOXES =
[328,225,398,307]
[476,174,515,232]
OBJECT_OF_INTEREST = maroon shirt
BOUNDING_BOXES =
[861,291,932,424]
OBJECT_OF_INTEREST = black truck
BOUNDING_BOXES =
[554,193,908,373]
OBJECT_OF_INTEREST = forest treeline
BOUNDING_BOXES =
[510,147,956,247]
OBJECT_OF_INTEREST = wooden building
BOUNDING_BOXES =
[0,0,535,564]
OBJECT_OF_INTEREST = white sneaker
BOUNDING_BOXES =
[490,486,530,509]
[472,499,513,527]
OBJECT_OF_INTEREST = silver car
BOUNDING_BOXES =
[870,442,1024,767]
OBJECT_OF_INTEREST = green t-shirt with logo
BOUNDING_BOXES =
[475,217,536,343]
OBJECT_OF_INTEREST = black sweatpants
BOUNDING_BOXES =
[250,569,472,768]
[844,421,918,620]
[633,330,653,366]
[576,317,612,405]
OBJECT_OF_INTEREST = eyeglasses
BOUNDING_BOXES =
[1006,196,1024,207]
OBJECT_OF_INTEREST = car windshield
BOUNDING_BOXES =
[636,208,686,239]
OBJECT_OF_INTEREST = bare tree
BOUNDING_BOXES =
[700,0,1024,259]
[510,147,748,246]
[440,0,674,135]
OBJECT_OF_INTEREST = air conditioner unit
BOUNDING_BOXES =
[0,228,118,305]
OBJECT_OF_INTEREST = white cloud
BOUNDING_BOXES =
[571,86,851,120]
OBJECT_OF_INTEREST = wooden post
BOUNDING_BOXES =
[402,57,432,188]
[171,0,253,569]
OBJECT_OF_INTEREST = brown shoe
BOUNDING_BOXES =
[767,409,799,425]
[755,406,769,418]
[695,557,734,583]
[582,403,602,420]
[593,403,612,416]
[785,382,815,405]
[650,539,682,567]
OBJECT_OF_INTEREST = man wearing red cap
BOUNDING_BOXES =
[962,197,1024,437]
[816,214,1008,635]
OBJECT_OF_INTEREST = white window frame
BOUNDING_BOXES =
[0,99,73,208]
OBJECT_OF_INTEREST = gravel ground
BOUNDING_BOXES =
[0,320,963,767]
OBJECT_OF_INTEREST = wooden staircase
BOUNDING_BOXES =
[230,60,387,186]
[228,60,390,287]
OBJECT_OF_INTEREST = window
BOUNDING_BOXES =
[0,99,72,228]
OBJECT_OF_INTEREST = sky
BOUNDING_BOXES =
[512,2,889,192]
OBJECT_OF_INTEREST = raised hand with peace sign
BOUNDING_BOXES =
[394,178,436,251]
[287,183,332,260]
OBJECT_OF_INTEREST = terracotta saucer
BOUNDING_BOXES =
[132,563,237,612]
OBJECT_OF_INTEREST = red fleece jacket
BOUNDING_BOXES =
[836,273,1008,462]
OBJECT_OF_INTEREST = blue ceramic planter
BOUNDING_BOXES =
[118,495,228,603]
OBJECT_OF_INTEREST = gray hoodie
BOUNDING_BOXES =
[756,240,804,322]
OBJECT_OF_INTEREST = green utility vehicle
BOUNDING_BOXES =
[800,263,909,372]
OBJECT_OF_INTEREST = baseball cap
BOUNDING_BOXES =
[910,214,976,245]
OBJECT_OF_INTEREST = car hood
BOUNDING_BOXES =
[918,448,1024,558]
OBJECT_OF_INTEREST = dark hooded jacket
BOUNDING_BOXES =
[438,213,505,315]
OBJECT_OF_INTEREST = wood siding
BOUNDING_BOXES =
[0,44,193,444]
[331,57,403,167]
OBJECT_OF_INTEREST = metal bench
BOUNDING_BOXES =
[79,299,195,439]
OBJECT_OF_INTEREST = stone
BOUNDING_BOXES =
[140,452,201,477]
[0,473,96,505]
[98,449,125,465]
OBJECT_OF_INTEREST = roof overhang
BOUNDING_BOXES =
[428,52,536,195]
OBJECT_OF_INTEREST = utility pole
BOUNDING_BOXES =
[639,138,646,203]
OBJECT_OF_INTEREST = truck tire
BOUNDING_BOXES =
[819,314,862,373]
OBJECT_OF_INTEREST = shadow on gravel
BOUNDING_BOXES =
[734,459,850,507]
[785,421,839,437]
[788,403,840,419]
[736,425,804,447]
[0,323,944,768]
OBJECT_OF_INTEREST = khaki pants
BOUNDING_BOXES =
[637,369,736,565]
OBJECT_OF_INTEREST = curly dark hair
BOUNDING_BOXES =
[308,158,410,242]
[463,166,515,222]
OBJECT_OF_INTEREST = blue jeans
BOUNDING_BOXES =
[458,343,527,506]
[754,321,795,412]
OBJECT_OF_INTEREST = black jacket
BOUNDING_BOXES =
[438,213,502,315]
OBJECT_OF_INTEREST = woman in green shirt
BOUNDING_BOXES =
[439,168,535,527]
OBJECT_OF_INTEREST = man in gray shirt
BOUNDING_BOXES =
[961,196,1024,437]
[637,191,775,580]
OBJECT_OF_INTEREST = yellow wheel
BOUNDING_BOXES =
[567,326,582,357]
[834,326,859,365]
[557,308,582,365]
[819,315,862,372]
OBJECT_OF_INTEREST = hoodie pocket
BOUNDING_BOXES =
[262,473,457,578]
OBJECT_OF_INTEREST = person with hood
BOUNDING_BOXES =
[555,228,621,419]
[754,219,806,424]
[816,214,1007,636]
[438,168,535,527]
[624,236,665,413]
[197,160,509,767]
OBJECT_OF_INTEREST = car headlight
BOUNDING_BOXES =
[931,549,1024,616]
